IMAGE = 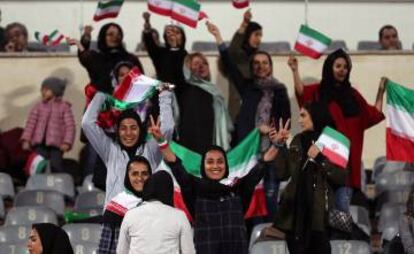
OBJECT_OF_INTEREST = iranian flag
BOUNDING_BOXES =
[93,0,124,22]
[316,126,350,169]
[294,25,332,59]
[232,0,250,9]
[159,128,267,221]
[386,80,414,162]
[34,31,49,45]
[24,152,48,176]
[171,0,201,28]
[48,30,65,46]
[148,0,173,16]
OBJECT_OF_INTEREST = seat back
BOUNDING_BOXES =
[78,175,96,193]
[191,41,217,52]
[14,190,65,216]
[62,223,102,245]
[260,41,291,52]
[378,203,405,232]
[74,190,105,210]
[375,170,414,196]
[350,206,371,236]
[330,240,371,254]
[0,198,5,219]
[0,173,15,198]
[327,40,348,51]
[357,41,381,50]
[26,173,75,198]
[249,223,272,251]
[0,225,32,244]
[5,206,58,226]
[0,242,29,254]
[71,242,99,254]
[250,240,289,254]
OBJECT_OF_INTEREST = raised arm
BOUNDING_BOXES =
[229,9,251,50]
[81,92,116,163]
[375,77,387,112]
[142,12,161,60]
[287,55,305,97]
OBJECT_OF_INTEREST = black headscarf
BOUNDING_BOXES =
[116,109,146,159]
[143,171,174,207]
[242,21,262,56]
[163,25,186,50]
[97,23,127,54]
[32,223,73,254]
[319,49,359,117]
[200,145,229,180]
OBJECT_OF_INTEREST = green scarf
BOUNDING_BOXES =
[181,68,234,150]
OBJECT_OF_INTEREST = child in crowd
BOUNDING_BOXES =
[21,76,76,172]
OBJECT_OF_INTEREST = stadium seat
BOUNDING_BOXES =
[249,223,273,251]
[250,240,289,254]
[378,203,405,232]
[27,41,70,52]
[357,41,381,50]
[350,205,371,236]
[74,190,105,211]
[14,190,65,216]
[0,242,29,254]
[26,173,75,198]
[71,242,99,254]
[376,187,410,212]
[260,42,291,52]
[191,41,217,52]
[78,174,96,193]
[330,240,371,254]
[0,198,5,219]
[375,169,414,196]
[327,40,348,51]
[0,173,15,199]
[0,225,32,244]
[5,206,58,226]
[62,223,102,245]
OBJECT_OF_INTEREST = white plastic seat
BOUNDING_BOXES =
[62,223,102,245]
[0,225,32,244]
[5,206,58,226]
[14,190,65,216]
[250,240,289,254]
[74,190,105,210]
[26,173,75,198]
[0,242,29,254]
[330,240,371,254]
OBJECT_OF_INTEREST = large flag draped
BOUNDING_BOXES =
[294,25,332,59]
[159,129,267,221]
[386,80,414,162]
[316,127,350,169]
[93,0,124,22]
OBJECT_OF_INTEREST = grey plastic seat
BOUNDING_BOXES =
[0,198,5,219]
[74,190,105,211]
[62,223,102,245]
[350,205,371,236]
[375,169,414,196]
[327,40,348,51]
[357,41,381,50]
[249,223,273,251]
[250,240,289,254]
[0,242,29,254]
[14,190,65,216]
[26,173,75,198]
[78,174,96,193]
[73,208,103,217]
[260,41,291,53]
[330,240,371,254]
[191,41,217,52]
[71,242,99,254]
[0,172,15,199]
[27,41,70,52]
[376,187,410,212]
[378,203,405,232]
[5,206,58,226]
[0,225,32,244]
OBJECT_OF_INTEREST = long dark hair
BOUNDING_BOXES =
[319,49,359,117]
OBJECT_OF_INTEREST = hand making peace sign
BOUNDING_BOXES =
[269,118,291,146]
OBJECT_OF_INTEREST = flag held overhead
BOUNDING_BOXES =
[294,25,332,59]
[93,0,124,22]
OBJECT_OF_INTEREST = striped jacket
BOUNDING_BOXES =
[21,98,76,148]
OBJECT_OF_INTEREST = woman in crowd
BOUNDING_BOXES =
[149,115,278,254]
[271,102,348,254]
[81,86,174,205]
[98,156,151,254]
[226,9,263,120]
[117,171,195,254]
[399,186,414,254]
[174,52,233,154]
[27,223,73,254]
[287,50,386,212]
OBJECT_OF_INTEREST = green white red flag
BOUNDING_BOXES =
[294,25,332,59]
[316,126,350,169]
[232,0,250,9]
[24,152,48,176]
[159,128,267,221]
[34,30,65,46]
[386,80,414,162]
[148,0,173,16]
[93,0,124,22]
[171,0,201,28]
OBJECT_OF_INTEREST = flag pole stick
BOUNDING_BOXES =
[304,0,309,26]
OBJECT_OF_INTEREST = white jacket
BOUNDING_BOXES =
[117,201,195,254]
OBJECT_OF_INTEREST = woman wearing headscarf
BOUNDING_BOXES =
[117,171,195,254]
[27,223,73,254]
[81,85,174,206]
[172,51,233,154]
[149,117,279,254]
[97,156,151,254]
[270,102,348,254]
[287,50,386,212]
[226,9,263,120]
[399,186,414,254]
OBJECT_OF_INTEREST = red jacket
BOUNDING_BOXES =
[297,84,385,189]
[21,98,76,148]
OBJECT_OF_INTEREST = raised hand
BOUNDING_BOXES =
[307,144,320,159]
[143,11,151,22]
[206,21,224,44]
[379,76,388,93]
[269,118,290,146]
[148,115,163,142]
[83,25,93,35]
[243,8,252,24]
[287,55,298,72]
